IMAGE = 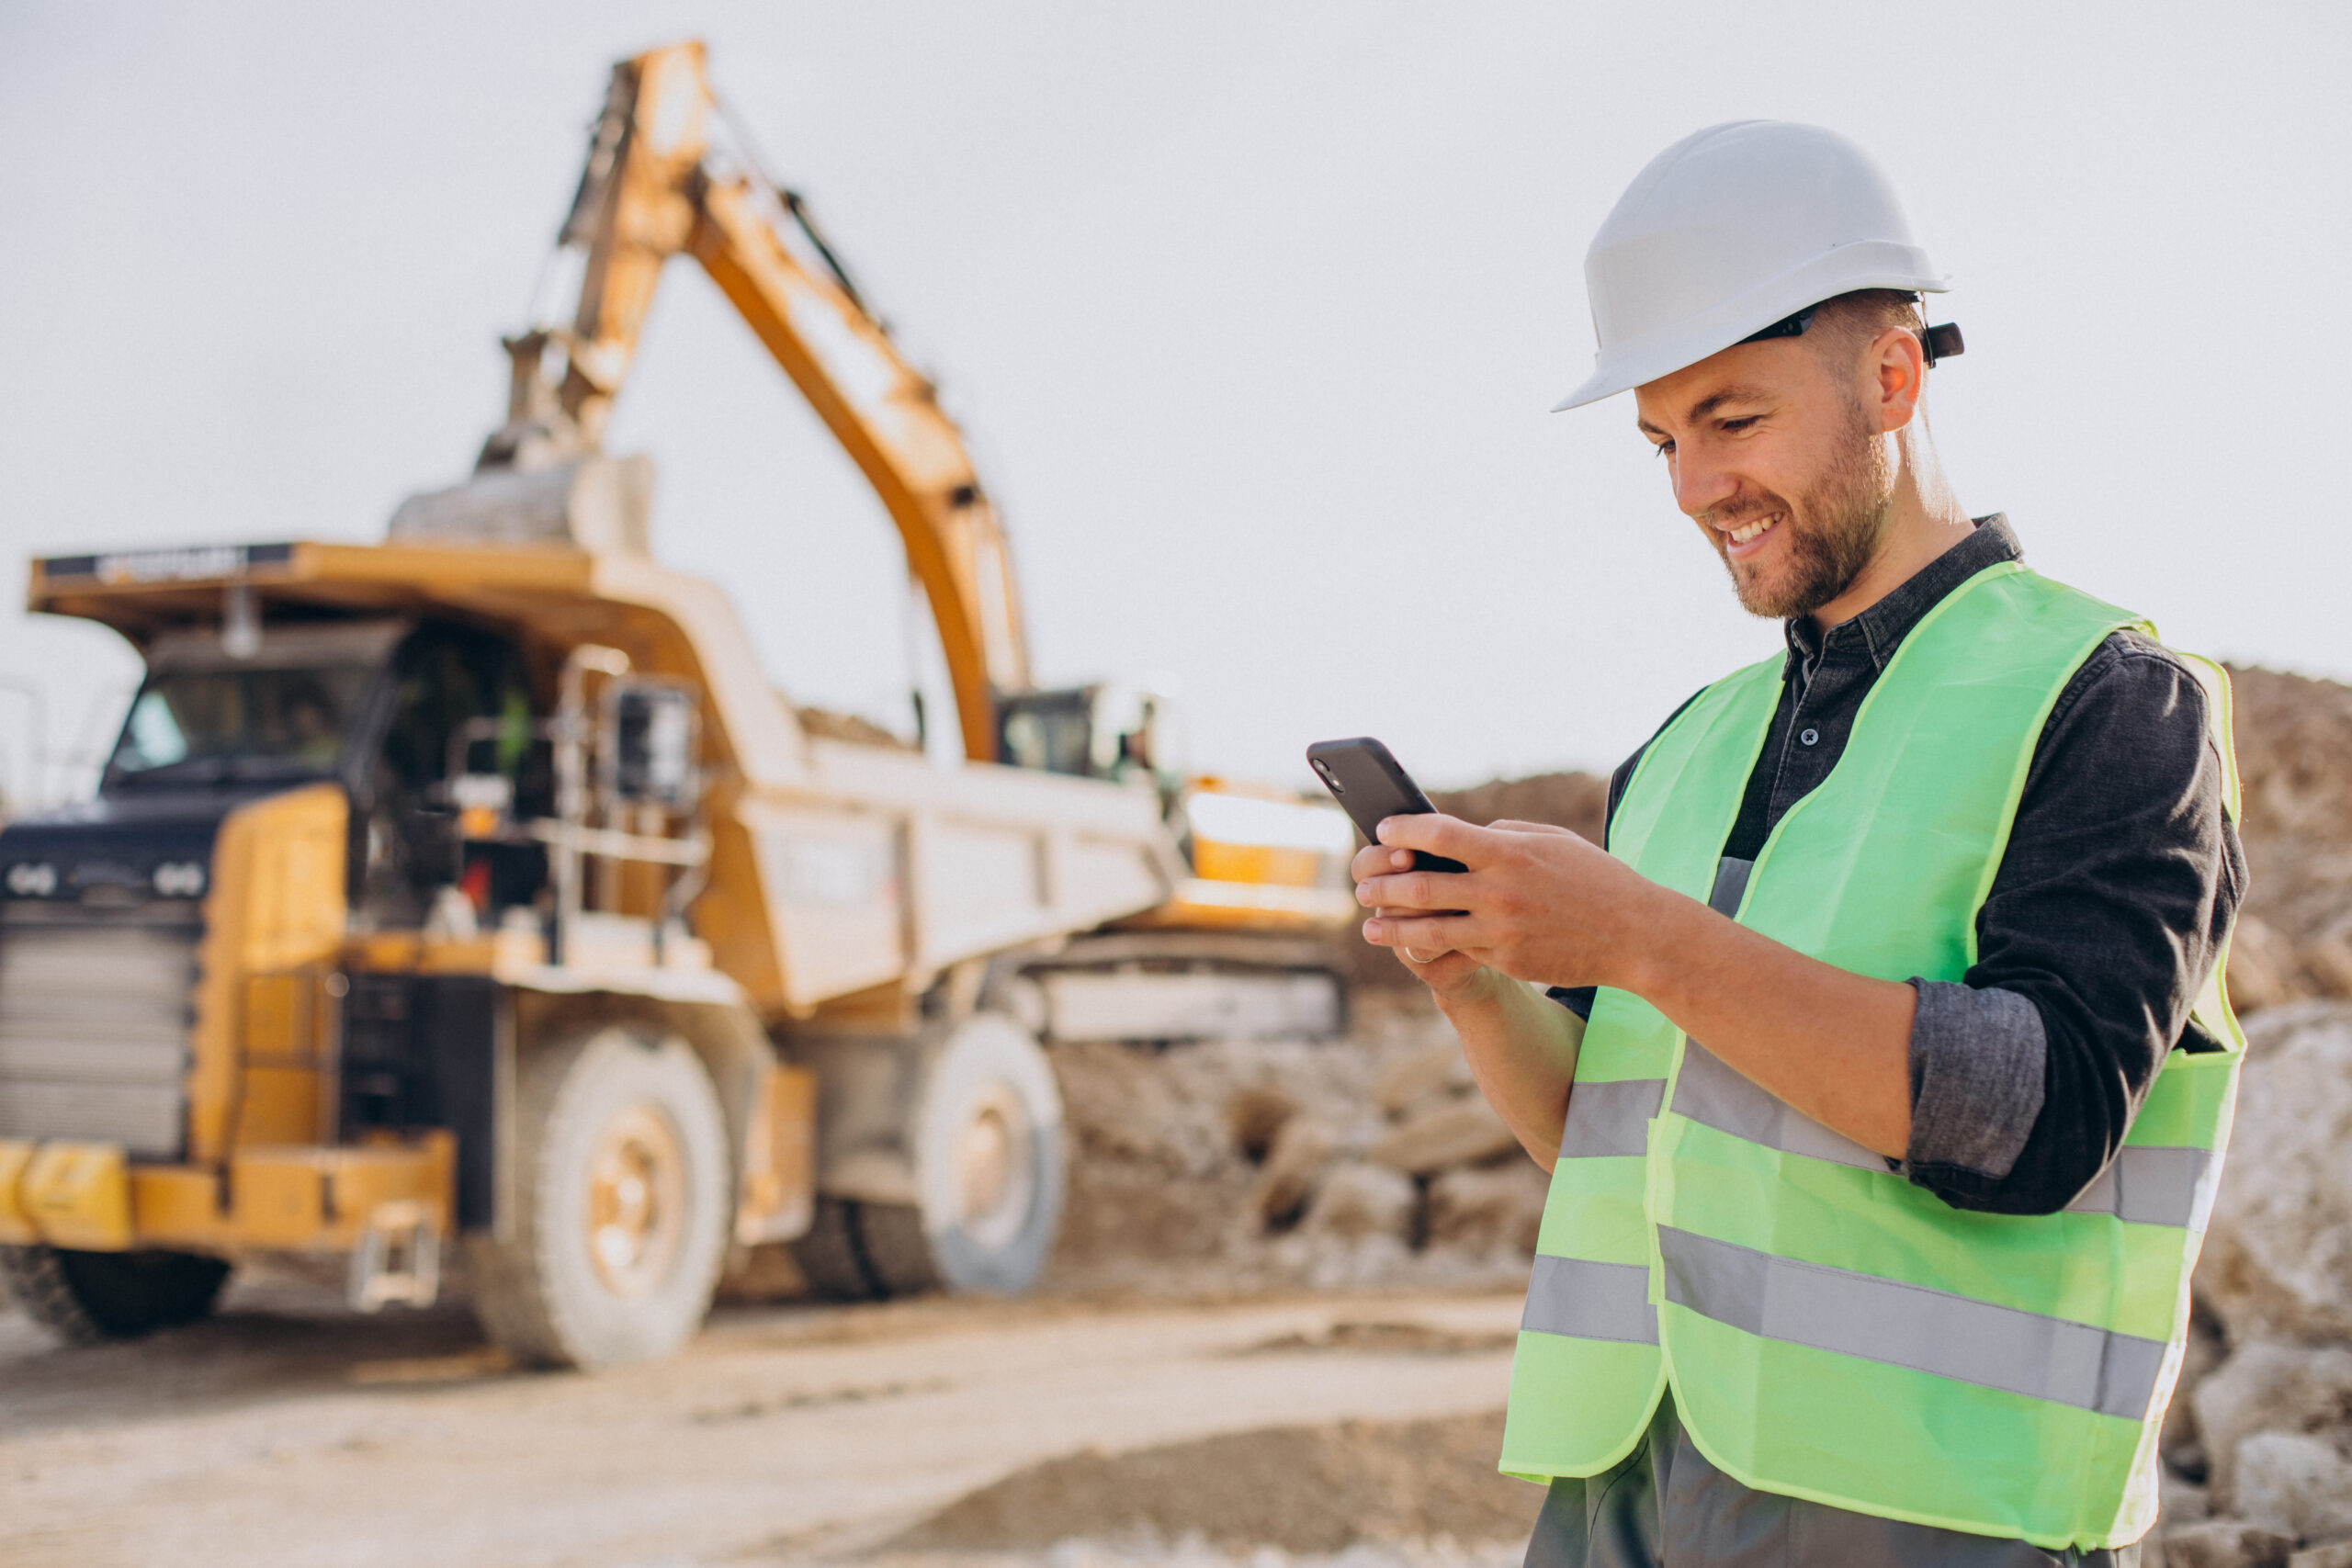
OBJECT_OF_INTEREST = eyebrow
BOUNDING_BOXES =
[1636,383,1777,438]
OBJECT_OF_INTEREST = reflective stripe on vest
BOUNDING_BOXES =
[1657,1225,2168,1420]
[1555,1075,1665,1161]
[1671,1042,2222,1228]
[1500,563,2245,1552]
[1521,1254,1657,1343]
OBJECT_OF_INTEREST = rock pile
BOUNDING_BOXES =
[1044,992,1550,1297]
[1260,1036,1550,1290]
[2155,1001,2352,1567]
[2220,665,2352,1012]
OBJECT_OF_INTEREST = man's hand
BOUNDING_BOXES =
[1353,811,1920,1160]
[1351,814,1668,996]
[1347,818,1489,998]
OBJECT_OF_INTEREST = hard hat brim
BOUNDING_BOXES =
[1552,240,1950,412]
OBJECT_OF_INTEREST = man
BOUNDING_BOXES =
[1352,121,2243,1567]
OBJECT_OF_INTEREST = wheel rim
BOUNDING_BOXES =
[955,1083,1035,1250]
[585,1102,687,1298]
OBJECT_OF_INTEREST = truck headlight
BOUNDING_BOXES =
[152,861,207,897]
[5,863,57,897]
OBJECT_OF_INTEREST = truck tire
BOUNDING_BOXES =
[863,1013,1066,1296]
[0,1245,230,1343]
[469,1026,729,1370]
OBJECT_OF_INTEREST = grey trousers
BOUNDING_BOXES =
[1523,1393,2142,1568]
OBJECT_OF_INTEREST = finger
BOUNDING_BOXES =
[1487,818,1577,838]
[1374,812,1488,863]
[1348,842,1418,883]
[1355,867,1480,910]
[1363,911,1484,953]
[1409,949,1489,992]
[1363,918,1459,964]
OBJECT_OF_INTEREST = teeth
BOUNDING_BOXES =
[1730,514,1777,545]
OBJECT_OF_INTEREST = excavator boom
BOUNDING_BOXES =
[492,42,1029,761]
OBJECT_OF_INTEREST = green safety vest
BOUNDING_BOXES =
[1499,560,2244,1552]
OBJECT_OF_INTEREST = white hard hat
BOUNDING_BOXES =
[1554,120,1951,411]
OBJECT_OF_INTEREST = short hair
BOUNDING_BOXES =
[1807,288,1928,367]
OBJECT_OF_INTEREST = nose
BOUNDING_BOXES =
[1669,439,1737,520]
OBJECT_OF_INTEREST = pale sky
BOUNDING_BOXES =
[1,3,2343,803]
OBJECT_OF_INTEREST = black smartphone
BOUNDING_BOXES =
[1306,737,1468,874]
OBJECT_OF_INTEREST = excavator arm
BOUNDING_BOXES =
[486,41,1029,761]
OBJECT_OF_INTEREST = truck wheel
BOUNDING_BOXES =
[862,1013,1066,1296]
[0,1245,230,1343]
[469,1026,729,1370]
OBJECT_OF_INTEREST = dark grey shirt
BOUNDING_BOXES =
[1553,516,2243,1215]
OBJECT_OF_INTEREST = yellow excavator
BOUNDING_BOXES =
[0,41,1351,1366]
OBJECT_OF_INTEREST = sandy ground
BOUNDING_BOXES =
[0,1275,1531,1568]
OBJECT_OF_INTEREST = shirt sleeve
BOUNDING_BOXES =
[1900,632,2245,1215]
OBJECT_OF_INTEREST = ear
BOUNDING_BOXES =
[1864,325,1928,434]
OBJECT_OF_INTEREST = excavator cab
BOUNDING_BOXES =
[995,683,1171,784]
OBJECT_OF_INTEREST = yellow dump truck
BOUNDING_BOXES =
[0,42,1351,1367]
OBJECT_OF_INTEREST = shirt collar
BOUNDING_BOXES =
[1784,513,2020,674]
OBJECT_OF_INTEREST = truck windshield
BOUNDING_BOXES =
[106,664,376,786]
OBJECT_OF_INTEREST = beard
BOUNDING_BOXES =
[1703,397,1894,620]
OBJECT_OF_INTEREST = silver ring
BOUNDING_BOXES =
[1404,947,1439,964]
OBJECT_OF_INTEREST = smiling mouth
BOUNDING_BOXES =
[1723,512,1781,555]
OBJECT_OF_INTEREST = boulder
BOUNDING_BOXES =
[2192,1342,2352,1510]
[1227,1085,1298,1163]
[2163,1521,2295,1568]
[1302,1230,1414,1292]
[2288,1541,2352,1568]
[2301,933,2352,999]
[2234,1430,2352,1545]
[2164,1307,2229,1480]
[1368,1097,1520,1176]
[2164,1475,2213,1524]
[1301,1161,1418,1243]
[2228,915,2303,1014]
[2198,1003,2352,1345]
[1372,1042,1474,1121]
[1426,1162,1549,1254]
[1249,1115,1338,1230]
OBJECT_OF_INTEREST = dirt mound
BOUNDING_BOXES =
[883,1410,1539,1554]
[2222,664,2352,1010]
